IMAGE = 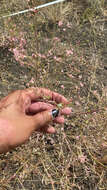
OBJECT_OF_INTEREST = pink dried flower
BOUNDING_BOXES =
[54,56,62,62]
[61,85,65,89]
[29,77,35,84]
[75,101,80,106]
[102,143,107,148]
[66,50,73,56]
[12,48,26,62]
[79,75,82,79]
[68,74,74,78]
[67,22,72,28]
[78,155,87,163]
[41,55,46,59]
[37,53,46,59]
[47,49,53,56]
[32,53,36,58]
[53,37,60,42]
[76,136,80,140]
[58,20,63,27]
[11,37,18,42]
[93,90,97,95]
[80,82,84,87]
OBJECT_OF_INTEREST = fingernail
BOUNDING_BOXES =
[52,109,59,118]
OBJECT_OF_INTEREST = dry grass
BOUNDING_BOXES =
[0,0,107,189]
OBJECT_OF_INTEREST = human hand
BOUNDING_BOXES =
[0,87,71,153]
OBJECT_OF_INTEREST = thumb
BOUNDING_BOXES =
[30,109,59,131]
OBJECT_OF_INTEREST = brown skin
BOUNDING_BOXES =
[0,87,71,153]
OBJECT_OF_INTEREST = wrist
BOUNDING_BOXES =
[0,119,10,154]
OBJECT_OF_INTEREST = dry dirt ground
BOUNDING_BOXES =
[0,1,107,190]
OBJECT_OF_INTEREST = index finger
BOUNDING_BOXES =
[24,87,69,105]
